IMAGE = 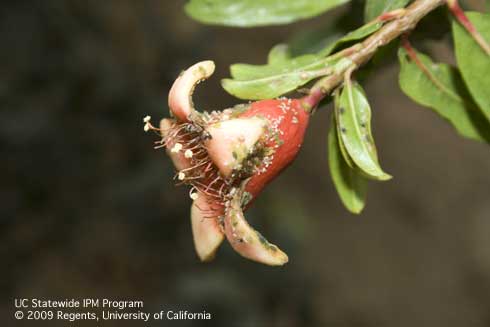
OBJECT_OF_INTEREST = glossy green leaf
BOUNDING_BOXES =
[185,0,350,27]
[364,0,410,22]
[222,49,338,100]
[337,82,392,181]
[452,11,490,123]
[398,47,490,143]
[328,116,368,214]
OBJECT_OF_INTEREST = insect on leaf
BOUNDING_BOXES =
[337,81,392,181]
[333,90,355,168]
[328,116,368,214]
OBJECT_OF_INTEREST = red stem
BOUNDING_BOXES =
[447,0,475,33]
[401,35,459,101]
[447,0,490,55]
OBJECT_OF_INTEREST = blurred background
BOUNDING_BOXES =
[2,1,490,326]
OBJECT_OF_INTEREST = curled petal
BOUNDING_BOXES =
[160,118,191,171]
[168,61,215,122]
[190,193,225,261]
[204,117,267,178]
[224,186,288,266]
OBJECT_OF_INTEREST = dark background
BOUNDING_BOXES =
[2,1,490,326]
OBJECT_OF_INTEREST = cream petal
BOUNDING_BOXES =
[168,61,215,122]
[190,193,225,262]
[224,187,288,266]
[204,117,267,178]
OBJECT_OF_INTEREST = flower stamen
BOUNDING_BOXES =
[184,149,193,158]
[190,191,199,200]
[170,143,183,153]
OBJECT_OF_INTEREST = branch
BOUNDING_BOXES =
[301,0,446,111]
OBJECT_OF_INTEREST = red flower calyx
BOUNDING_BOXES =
[144,61,310,266]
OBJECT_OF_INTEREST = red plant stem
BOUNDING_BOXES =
[300,0,446,111]
[447,0,490,56]
[301,85,326,111]
[400,35,431,76]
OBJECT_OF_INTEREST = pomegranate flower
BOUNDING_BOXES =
[144,61,310,266]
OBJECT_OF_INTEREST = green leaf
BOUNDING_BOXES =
[336,82,392,181]
[222,48,338,100]
[333,91,355,168]
[185,0,350,27]
[229,46,318,80]
[267,44,290,64]
[398,47,490,143]
[222,20,381,100]
[364,0,410,22]
[319,22,383,56]
[329,116,368,214]
[452,11,490,123]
